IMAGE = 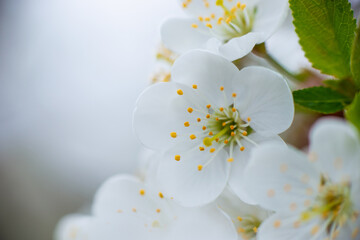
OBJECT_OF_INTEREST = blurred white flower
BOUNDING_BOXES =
[217,187,272,240]
[161,0,289,60]
[55,215,93,240]
[133,50,294,206]
[243,118,360,240]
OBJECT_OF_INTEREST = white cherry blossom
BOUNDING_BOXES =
[161,0,289,60]
[133,50,294,206]
[242,118,360,240]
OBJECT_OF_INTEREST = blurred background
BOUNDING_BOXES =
[0,0,359,240]
[0,1,181,239]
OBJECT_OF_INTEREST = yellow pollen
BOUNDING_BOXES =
[156,209,161,213]
[206,114,211,118]
[238,227,245,233]
[206,104,211,109]
[198,16,204,21]
[206,23,213,28]
[231,131,235,136]
[253,227,258,233]
[187,107,193,113]
[198,165,203,171]
[205,17,211,21]
[231,6,237,13]
[247,117,251,122]
[159,192,164,198]
[215,138,219,142]
[232,93,237,97]
[199,146,205,151]
[191,23,198,28]
[311,225,319,235]
[190,134,196,140]
[184,122,190,127]
[182,2,187,8]
[220,86,224,91]
[215,117,219,121]
[237,216,242,221]
[226,17,232,24]
[236,2,241,8]
[232,107,236,112]
[240,146,245,151]
[210,148,216,153]
[117,209,123,213]
[222,122,227,127]
[139,189,145,195]
[209,131,213,136]
[202,126,207,130]
[217,17,223,24]
[175,155,181,161]
[197,118,201,122]
[273,220,281,228]
[227,158,234,162]
[241,3,246,10]
[205,2,209,7]
[132,208,137,212]
[242,131,248,136]
[230,125,235,130]
[219,107,224,111]
[211,13,215,19]
[170,132,177,138]
[224,140,229,144]
[192,84,198,89]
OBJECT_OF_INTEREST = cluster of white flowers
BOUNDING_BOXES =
[55,1,360,239]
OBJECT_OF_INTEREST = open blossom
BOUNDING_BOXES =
[133,50,294,206]
[56,174,238,240]
[161,0,289,60]
[242,118,360,240]
[217,187,272,240]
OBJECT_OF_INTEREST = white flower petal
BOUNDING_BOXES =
[171,50,239,106]
[243,143,320,212]
[178,0,223,17]
[161,18,211,54]
[233,66,294,136]
[133,82,206,151]
[219,33,262,61]
[228,133,285,204]
[258,213,327,240]
[157,146,230,207]
[252,0,289,41]
[309,118,360,183]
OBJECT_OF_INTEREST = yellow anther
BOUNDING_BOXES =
[182,2,187,8]
[230,125,235,130]
[217,17,223,24]
[224,139,229,144]
[240,146,245,151]
[210,148,215,153]
[202,126,207,130]
[206,104,211,109]
[232,93,237,97]
[209,131,213,136]
[132,208,137,212]
[188,107,193,113]
[197,118,201,122]
[231,6,237,13]
[198,16,204,22]
[222,122,227,127]
[198,165,203,171]
[170,132,177,138]
[241,4,246,10]
[205,2,209,7]
[191,23,198,28]
[253,227,258,233]
[231,131,235,136]
[220,86,224,91]
[237,216,242,221]
[236,2,241,8]
[190,134,196,140]
[139,189,145,195]
[211,13,215,19]
[311,225,319,235]
[273,220,281,228]
[216,0,223,6]
[206,114,211,118]
[215,138,219,142]
[227,158,234,162]
[215,117,219,121]
[205,17,211,21]
[158,192,164,198]
[192,84,198,89]
[177,89,183,95]
[219,107,224,111]
[242,131,248,136]
[247,117,251,122]
[232,107,236,112]
[175,155,181,161]
[203,137,213,147]
[238,228,245,233]
[156,209,161,213]
[199,146,205,151]
[184,122,190,127]
[226,17,232,24]
[206,23,213,28]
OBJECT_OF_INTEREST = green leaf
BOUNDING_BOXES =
[293,86,352,113]
[323,79,357,98]
[290,0,356,79]
[345,94,360,133]
[351,24,360,88]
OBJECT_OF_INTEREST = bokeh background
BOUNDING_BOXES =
[0,1,359,240]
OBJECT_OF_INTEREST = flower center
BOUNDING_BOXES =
[237,215,261,239]
[301,177,357,235]
[190,0,256,41]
